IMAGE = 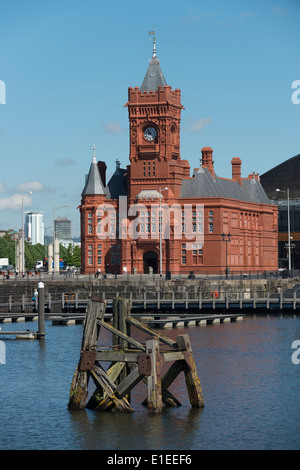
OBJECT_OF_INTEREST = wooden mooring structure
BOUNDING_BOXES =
[68,297,204,414]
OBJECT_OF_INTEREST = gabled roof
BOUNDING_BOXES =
[81,146,105,196]
[180,166,271,204]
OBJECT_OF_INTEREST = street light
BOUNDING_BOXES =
[222,233,231,279]
[276,188,291,271]
[21,191,32,276]
[159,187,168,277]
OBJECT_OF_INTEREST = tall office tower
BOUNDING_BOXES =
[25,212,44,245]
[55,217,72,241]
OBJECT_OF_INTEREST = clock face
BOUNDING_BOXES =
[144,126,157,141]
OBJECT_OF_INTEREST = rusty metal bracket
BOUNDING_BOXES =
[137,353,164,377]
[138,354,151,376]
[79,350,97,371]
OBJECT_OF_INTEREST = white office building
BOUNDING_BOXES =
[25,212,44,245]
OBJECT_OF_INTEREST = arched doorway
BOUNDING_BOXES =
[143,251,158,274]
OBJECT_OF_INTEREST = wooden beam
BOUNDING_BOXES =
[115,365,144,398]
[177,335,204,408]
[126,316,177,348]
[97,320,146,351]
[90,364,133,412]
[146,338,163,414]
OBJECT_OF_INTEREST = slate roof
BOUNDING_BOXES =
[140,57,167,92]
[180,166,271,204]
[81,152,105,196]
[104,165,127,199]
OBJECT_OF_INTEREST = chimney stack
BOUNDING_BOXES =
[97,161,107,187]
[201,147,215,178]
[231,157,242,185]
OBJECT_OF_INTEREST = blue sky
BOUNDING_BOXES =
[0,0,299,238]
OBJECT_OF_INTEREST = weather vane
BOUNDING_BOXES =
[149,26,156,58]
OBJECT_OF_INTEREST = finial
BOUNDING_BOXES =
[92,144,96,162]
[149,26,156,58]
[116,159,121,169]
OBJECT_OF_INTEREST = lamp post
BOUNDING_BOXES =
[21,191,32,276]
[222,233,231,279]
[276,188,291,271]
[159,187,168,277]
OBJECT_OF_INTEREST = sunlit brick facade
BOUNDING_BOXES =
[79,43,278,275]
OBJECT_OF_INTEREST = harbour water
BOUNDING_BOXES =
[0,314,299,450]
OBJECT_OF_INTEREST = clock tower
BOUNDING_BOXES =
[125,34,184,200]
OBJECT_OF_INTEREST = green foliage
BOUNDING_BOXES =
[0,234,16,264]
[0,235,81,270]
[63,243,81,267]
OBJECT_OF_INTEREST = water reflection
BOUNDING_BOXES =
[0,316,300,449]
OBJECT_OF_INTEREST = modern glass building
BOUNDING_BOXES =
[25,212,44,245]
[260,153,300,269]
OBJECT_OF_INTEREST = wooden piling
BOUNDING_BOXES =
[68,298,106,410]
[68,297,204,414]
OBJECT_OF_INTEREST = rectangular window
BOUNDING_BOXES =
[209,210,214,233]
[181,243,186,264]
[97,218,101,233]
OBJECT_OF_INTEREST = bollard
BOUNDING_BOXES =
[37,281,45,339]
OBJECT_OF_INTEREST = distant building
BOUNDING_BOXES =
[55,217,72,244]
[25,212,44,245]
[260,153,300,269]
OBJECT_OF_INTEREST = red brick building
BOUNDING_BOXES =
[79,43,278,275]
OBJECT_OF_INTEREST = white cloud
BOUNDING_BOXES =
[0,182,6,193]
[239,11,256,19]
[103,122,125,134]
[272,5,288,15]
[16,180,54,193]
[0,193,32,211]
[17,181,44,192]
[55,158,76,166]
[187,117,212,133]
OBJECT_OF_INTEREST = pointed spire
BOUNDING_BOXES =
[140,28,167,92]
[81,145,105,196]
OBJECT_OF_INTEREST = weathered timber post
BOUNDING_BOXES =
[177,334,204,407]
[37,282,45,339]
[68,298,106,410]
[146,338,163,414]
[113,298,131,391]
[69,297,204,414]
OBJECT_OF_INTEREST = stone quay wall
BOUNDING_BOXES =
[0,274,297,302]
